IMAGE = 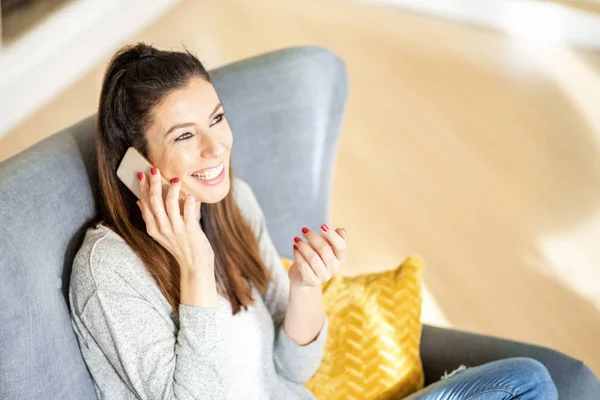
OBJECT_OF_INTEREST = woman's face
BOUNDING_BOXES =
[144,76,233,204]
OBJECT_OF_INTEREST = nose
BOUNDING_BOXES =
[200,134,226,159]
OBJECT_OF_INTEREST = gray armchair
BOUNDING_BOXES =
[1,46,598,399]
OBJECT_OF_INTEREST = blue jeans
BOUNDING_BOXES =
[404,357,558,399]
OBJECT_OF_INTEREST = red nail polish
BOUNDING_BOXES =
[172,177,180,183]
[293,244,298,250]
[137,172,143,181]
[321,224,329,232]
[294,236,302,243]
[151,167,157,175]
[302,227,309,234]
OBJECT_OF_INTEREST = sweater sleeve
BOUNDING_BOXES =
[76,245,231,400]
[235,180,328,383]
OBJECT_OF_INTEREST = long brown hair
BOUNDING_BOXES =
[93,43,271,317]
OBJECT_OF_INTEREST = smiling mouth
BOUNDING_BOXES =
[190,162,224,180]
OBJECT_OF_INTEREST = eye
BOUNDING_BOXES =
[210,112,225,127]
[175,132,193,142]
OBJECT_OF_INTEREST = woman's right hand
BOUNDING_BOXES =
[136,167,215,274]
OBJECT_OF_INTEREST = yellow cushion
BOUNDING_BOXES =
[280,256,425,399]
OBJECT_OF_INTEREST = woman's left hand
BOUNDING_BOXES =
[289,225,348,287]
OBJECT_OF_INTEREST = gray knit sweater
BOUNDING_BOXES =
[68,178,328,399]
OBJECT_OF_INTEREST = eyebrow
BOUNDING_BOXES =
[164,102,223,137]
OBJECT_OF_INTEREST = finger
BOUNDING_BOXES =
[292,245,320,286]
[320,224,347,264]
[301,227,338,278]
[148,167,172,235]
[138,173,158,236]
[165,177,185,231]
[294,236,331,282]
[336,228,347,239]
[139,171,149,205]
[137,197,159,238]
[183,193,198,228]
[319,233,344,274]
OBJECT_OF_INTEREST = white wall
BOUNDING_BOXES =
[358,0,600,50]
[0,0,180,139]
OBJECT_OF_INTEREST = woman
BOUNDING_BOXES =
[69,43,558,399]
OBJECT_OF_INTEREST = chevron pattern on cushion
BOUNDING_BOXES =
[280,255,425,399]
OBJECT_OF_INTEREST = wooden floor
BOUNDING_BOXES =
[2,0,599,375]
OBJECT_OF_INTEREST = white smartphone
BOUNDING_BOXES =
[116,147,191,204]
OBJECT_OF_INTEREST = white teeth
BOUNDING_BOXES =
[191,163,224,180]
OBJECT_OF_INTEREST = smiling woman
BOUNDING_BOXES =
[68,43,330,399]
[145,76,232,201]
[92,43,265,314]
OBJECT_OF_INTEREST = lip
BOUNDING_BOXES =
[191,162,224,176]
[190,163,226,186]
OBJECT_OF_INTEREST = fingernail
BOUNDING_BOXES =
[172,177,180,183]
[151,167,157,175]
[294,236,302,243]
[320,224,329,232]
[293,244,298,250]
[137,172,143,181]
[301,227,309,234]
